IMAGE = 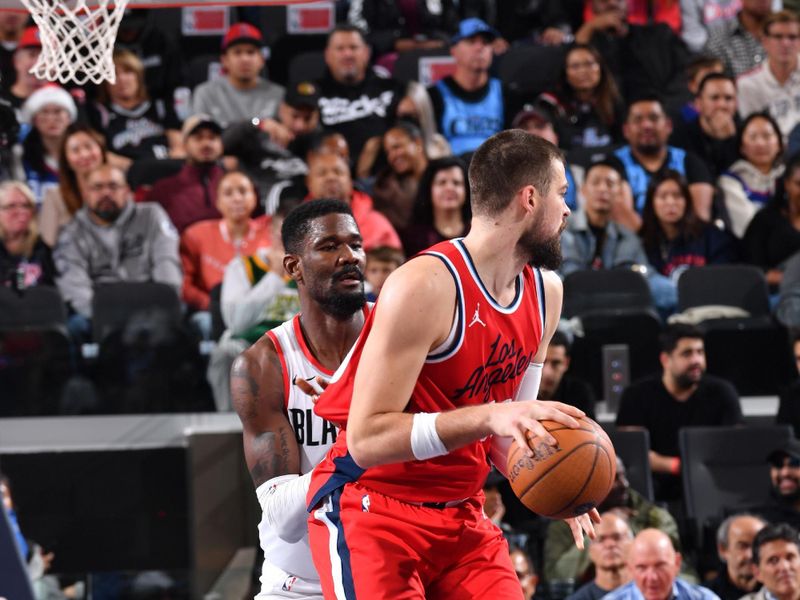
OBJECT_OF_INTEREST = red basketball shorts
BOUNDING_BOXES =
[308,481,524,600]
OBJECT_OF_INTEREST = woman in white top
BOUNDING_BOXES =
[718,112,785,238]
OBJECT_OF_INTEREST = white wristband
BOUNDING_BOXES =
[514,362,543,401]
[410,412,448,460]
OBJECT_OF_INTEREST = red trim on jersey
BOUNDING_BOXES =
[292,316,335,377]
[267,330,292,411]
[292,304,372,378]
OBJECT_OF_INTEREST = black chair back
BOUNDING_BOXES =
[677,265,770,316]
[0,286,67,331]
[496,45,567,97]
[562,269,654,319]
[680,425,794,541]
[608,429,655,502]
[92,282,182,344]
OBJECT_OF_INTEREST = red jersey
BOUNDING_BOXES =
[308,239,546,508]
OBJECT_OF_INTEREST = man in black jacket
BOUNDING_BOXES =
[317,24,403,163]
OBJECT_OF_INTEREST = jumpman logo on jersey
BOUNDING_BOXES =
[469,303,486,328]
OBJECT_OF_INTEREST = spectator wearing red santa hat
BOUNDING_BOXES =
[18,85,77,205]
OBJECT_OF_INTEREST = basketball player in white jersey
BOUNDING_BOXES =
[231,199,369,599]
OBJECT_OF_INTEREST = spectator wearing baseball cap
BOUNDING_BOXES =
[144,113,224,233]
[747,439,800,531]
[221,82,322,216]
[192,21,284,129]
[428,18,506,157]
[261,80,322,149]
[8,26,46,109]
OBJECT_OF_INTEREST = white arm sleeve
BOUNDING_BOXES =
[489,362,544,477]
[514,362,544,402]
[255,472,312,543]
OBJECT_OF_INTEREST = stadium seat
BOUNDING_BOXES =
[127,157,184,196]
[0,287,74,416]
[184,53,223,91]
[92,282,183,344]
[608,428,655,502]
[285,50,326,84]
[0,285,67,330]
[496,44,567,98]
[677,266,795,395]
[679,425,794,544]
[271,34,328,85]
[91,282,214,413]
[562,269,655,319]
[677,265,770,316]
[569,310,662,400]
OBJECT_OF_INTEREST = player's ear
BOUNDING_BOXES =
[520,184,536,213]
[284,254,301,282]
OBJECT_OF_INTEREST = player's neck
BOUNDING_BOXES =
[462,220,528,304]
[298,307,365,370]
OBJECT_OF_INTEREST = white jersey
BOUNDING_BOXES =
[258,314,339,586]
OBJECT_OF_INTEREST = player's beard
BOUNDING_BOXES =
[517,224,563,271]
[317,265,367,320]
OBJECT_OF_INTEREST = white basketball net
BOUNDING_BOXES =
[20,0,130,85]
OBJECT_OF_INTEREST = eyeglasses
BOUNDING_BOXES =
[89,182,125,193]
[0,202,34,212]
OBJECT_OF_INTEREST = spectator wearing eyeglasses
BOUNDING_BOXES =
[567,511,633,600]
[54,164,181,338]
[737,11,800,140]
[0,180,55,291]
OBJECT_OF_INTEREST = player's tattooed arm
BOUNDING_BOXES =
[231,340,301,488]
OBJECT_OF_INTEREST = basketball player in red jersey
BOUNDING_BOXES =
[307,130,600,599]
[231,200,369,599]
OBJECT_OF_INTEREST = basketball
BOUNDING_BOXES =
[505,416,617,520]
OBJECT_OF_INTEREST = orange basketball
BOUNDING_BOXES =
[505,416,616,520]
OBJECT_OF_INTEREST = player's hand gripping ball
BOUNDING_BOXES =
[506,416,616,520]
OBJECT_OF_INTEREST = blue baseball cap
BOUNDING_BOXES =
[451,18,499,45]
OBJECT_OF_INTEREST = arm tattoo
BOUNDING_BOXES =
[230,358,259,420]
[250,425,294,486]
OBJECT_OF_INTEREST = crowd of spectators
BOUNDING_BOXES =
[8,1,800,598]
